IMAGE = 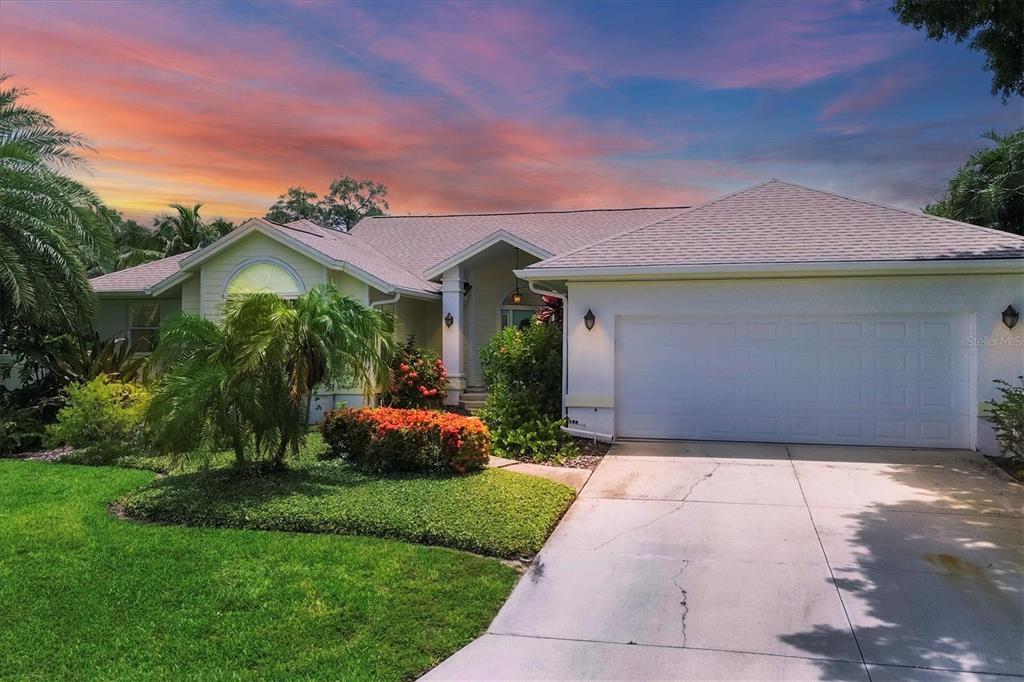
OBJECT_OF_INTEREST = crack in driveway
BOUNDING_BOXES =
[592,461,721,551]
[671,561,692,646]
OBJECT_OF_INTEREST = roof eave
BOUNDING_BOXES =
[423,230,553,281]
[517,258,1024,281]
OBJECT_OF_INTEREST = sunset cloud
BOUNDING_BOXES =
[0,0,1014,220]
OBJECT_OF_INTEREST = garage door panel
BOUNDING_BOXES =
[615,314,972,449]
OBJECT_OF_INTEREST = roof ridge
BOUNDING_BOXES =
[287,218,437,287]
[364,205,691,220]
[534,181,775,268]
[765,179,1024,243]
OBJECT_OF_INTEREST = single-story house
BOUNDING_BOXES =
[90,180,1023,453]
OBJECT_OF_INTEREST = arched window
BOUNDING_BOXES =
[224,259,304,298]
[499,287,542,329]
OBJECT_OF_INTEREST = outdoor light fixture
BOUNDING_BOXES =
[462,282,473,297]
[444,312,454,328]
[1002,304,1019,330]
[583,308,596,331]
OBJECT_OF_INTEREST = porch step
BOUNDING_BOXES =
[459,387,490,414]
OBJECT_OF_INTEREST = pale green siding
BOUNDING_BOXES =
[181,276,200,315]
[390,297,442,353]
[199,232,326,320]
[329,270,369,304]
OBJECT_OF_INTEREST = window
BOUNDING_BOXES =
[129,303,160,353]
[499,288,542,330]
[225,260,303,298]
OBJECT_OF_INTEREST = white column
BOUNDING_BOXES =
[441,265,466,405]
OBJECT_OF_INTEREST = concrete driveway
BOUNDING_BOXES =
[428,441,1024,681]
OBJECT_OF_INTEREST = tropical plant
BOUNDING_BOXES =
[147,283,395,469]
[383,337,447,408]
[44,374,150,459]
[987,376,1024,460]
[0,402,44,455]
[0,74,111,331]
[151,203,231,256]
[925,128,1023,235]
[265,175,389,230]
[478,323,576,462]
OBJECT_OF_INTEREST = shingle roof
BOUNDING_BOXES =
[531,180,1024,270]
[350,207,691,277]
[271,219,439,293]
[90,251,193,293]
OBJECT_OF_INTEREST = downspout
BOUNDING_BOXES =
[527,281,568,419]
[367,291,401,406]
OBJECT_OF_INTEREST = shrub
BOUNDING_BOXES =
[383,337,447,408]
[320,407,489,474]
[45,375,150,457]
[988,376,1024,460]
[478,324,576,462]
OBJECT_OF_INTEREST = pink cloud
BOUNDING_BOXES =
[819,72,918,121]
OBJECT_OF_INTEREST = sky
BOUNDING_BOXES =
[1,0,1020,222]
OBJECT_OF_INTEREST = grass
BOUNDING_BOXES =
[0,460,519,681]
[120,456,576,558]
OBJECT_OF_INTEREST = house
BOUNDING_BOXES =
[90,180,1024,453]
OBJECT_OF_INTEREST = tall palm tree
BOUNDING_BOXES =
[0,75,111,330]
[147,283,395,468]
[153,203,221,255]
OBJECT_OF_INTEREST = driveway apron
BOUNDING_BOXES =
[427,441,1024,681]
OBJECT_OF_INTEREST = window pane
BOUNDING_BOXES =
[226,262,301,297]
[129,303,160,327]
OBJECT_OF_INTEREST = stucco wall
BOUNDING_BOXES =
[461,245,540,385]
[387,297,442,353]
[329,269,370,304]
[564,273,1024,453]
[198,232,326,319]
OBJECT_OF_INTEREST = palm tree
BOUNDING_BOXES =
[926,128,1023,235]
[147,283,395,468]
[0,75,111,330]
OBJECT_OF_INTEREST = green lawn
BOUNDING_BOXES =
[0,461,519,681]
[121,458,576,558]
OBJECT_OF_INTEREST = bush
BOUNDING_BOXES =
[383,337,447,408]
[320,407,490,474]
[988,376,1024,460]
[45,375,150,458]
[478,324,577,462]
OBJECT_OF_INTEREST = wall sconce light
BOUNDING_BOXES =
[444,312,454,328]
[1002,304,1019,329]
[583,308,596,331]
[511,288,523,305]
[462,282,473,297]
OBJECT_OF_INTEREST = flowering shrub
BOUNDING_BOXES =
[320,407,489,474]
[383,337,447,409]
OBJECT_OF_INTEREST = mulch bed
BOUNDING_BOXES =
[2,445,73,462]
[987,456,1024,484]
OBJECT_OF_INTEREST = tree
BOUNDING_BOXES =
[147,283,395,469]
[265,176,389,230]
[925,128,1023,235]
[891,0,1024,101]
[0,75,111,331]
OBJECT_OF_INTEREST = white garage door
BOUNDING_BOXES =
[615,314,973,448]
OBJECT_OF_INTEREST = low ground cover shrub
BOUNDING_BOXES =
[383,337,447,408]
[45,375,150,460]
[320,407,490,473]
[478,324,578,463]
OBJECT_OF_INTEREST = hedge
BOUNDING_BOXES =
[320,407,490,474]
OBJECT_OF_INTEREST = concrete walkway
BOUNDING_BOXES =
[429,441,1024,680]
[488,455,592,493]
